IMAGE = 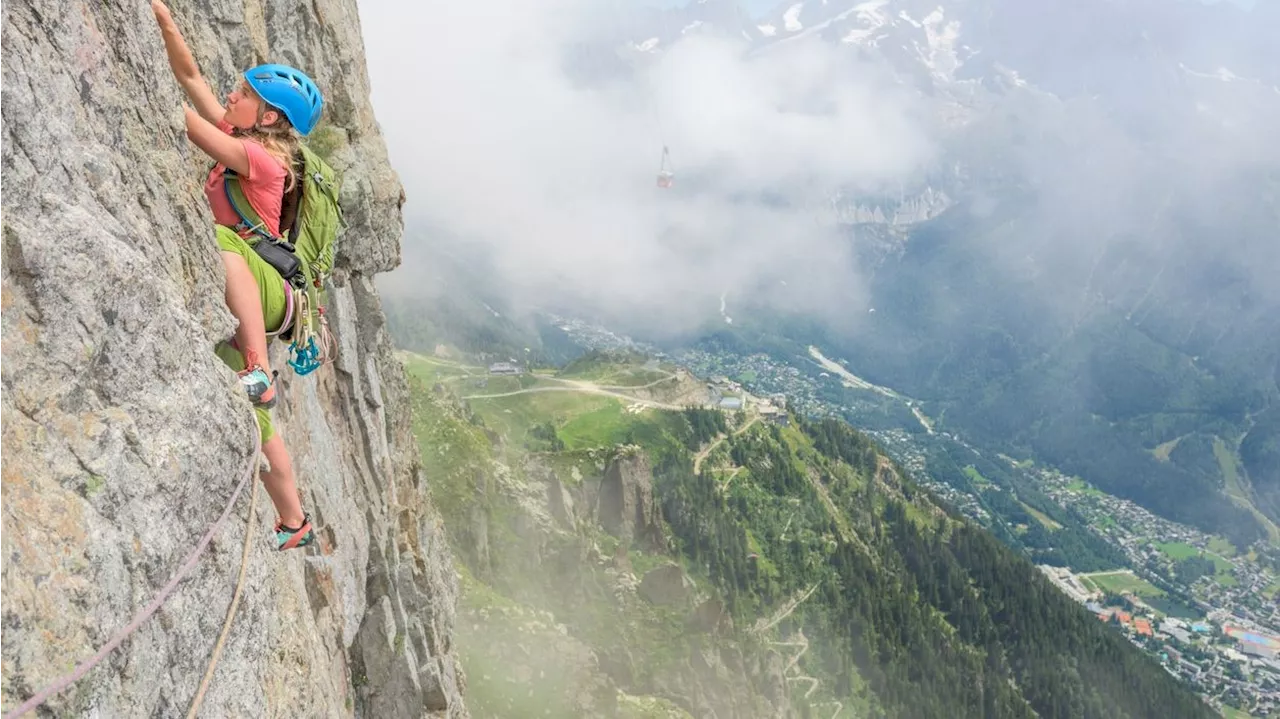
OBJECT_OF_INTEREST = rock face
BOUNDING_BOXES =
[1,1,466,717]
[597,450,664,550]
[637,564,694,608]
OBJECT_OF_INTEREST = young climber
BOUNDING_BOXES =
[152,0,321,550]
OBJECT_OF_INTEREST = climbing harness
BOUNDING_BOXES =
[265,278,295,340]
[2,420,265,719]
[257,277,334,377]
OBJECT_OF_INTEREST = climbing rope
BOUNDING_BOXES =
[185,452,260,719]
[2,420,264,719]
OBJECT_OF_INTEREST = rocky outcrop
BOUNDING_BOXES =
[597,449,664,550]
[457,449,796,719]
[686,642,790,719]
[638,564,695,608]
[1,1,465,717]
[457,602,619,717]
[688,598,733,635]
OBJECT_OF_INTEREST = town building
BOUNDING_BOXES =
[488,362,523,376]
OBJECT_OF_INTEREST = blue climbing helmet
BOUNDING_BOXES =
[244,63,323,136]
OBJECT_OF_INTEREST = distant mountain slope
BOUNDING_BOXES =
[404,351,1216,718]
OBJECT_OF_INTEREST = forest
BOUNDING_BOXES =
[649,412,1212,718]
[922,443,1130,572]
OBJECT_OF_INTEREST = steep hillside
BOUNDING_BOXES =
[405,352,1215,719]
[2,1,465,716]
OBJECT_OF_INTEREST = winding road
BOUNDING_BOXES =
[693,415,761,474]
[763,601,844,718]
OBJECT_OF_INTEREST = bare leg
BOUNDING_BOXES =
[261,433,306,528]
[221,251,274,377]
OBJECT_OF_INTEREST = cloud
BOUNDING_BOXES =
[358,0,934,336]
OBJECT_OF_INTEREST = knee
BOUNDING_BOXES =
[261,433,292,463]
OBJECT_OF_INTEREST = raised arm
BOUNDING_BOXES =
[184,106,249,175]
[152,0,225,124]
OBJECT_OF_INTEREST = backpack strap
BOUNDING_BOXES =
[223,170,279,242]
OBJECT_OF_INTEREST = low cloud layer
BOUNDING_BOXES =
[359,0,1279,350]
[359,0,933,336]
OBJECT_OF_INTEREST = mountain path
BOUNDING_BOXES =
[753,583,820,635]
[462,382,685,410]
[694,415,761,474]
[770,629,844,718]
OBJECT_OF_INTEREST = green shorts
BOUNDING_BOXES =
[214,225,288,444]
[215,225,288,333]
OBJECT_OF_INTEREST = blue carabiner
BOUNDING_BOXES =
[288,336,322,376]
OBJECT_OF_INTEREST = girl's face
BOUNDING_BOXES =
[224,81,280,130]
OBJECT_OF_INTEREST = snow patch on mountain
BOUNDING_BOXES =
[1179,63,1256,84]
[840,0,890,45]
[784,3,805,32]
[830,185,954,226]
[920,7,962,80]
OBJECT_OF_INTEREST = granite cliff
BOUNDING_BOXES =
[1,1,466,716]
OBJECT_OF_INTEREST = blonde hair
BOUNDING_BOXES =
[241,125,301,191]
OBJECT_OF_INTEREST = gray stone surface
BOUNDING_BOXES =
[597,450,664,550]
[637,563,694,608]
[1,1,466,716]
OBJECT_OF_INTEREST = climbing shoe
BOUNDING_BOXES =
[237,351,277,409]
[275,514,315,552]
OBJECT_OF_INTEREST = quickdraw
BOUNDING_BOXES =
[284,286,335,376]
[286,288,320,375]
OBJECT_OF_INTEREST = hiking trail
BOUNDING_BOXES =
[694,415,761,474]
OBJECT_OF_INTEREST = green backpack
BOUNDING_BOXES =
[224,144,343,376]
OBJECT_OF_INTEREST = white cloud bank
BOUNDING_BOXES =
[359,0,934,334]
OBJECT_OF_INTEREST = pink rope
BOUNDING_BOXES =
[3,423,263,719]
